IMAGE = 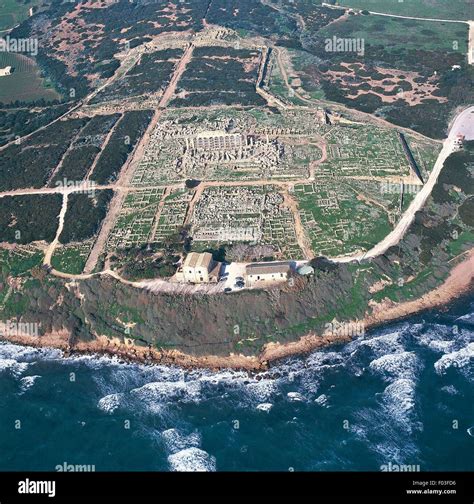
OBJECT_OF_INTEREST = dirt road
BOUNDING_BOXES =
[43,193,69,267]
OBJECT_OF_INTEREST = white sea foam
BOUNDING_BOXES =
[434,342,474,377]
[305,351,345,368]
[440,384,459,395]
[168,447,216,472]
[351,330,405,357]
[412,326,457,353]
[0,358,29,377]
[161,429,201,454]
[130,380,202,404]
[245,379,278,402]
[97,393,123,413]
[382,379,416,426]
[256,402,273,412]
[314,394,329,407]
[19,375,40,393]
[287,391,306,402]
[369,352,420,382]
[0,342,62,362]
[455,311,474,324]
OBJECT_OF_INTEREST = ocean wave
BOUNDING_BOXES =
[168,447,216,472]
[440,384,459,395]
[0,358,29,377]
[97,393,123,413]
[0,342,62,362]
[18,375,41,393]
[369,352,421,382]
[130,380,202,405]
[412,325,460,354]
[354,330,406,357]
[161,428,201,454]
[256,402,273,412]
[352,407,420,464]
[382,379,418,431]
[244,379,278,403]
[434,342,474,378]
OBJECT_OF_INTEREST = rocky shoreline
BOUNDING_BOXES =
[1,249,473,372]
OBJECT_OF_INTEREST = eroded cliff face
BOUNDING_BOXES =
[0,260,363,357]
[74,263,360,356]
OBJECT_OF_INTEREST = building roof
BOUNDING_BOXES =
[196,252,213,269]
[297,264,314,275]
[183,252,213,269]
[246,261,291,276]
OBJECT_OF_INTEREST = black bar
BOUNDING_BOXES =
[0,472,472,499]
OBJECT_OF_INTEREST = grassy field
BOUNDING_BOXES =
[337,0,473,21]
[0,52,60,103]
[319,11,469,53]
[51,242,94,275]
[0,0,44,31]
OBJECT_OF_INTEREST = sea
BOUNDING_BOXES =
[1,297,473,472]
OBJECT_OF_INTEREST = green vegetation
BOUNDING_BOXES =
[0,194,62,243]
[49,114,121,185]
[10,0,206,98]
[51,243,91,275]
[318,13,468,53]
[0,103,69,146]
[112,229,190,281]
[91,110,153,184]
[91,49,184,104]
[0,247,43,277]
[172,46,267,107]
[59,190,113,243]
[338,0,474,20]
[272,6,472,138]
[0,117,87,190]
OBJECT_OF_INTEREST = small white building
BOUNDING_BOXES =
[246,262,291,286]
[182,252,221,284]
[0,66,13,77]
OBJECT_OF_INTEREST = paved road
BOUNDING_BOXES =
[322,3,469,24]
[469,21,474,65]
